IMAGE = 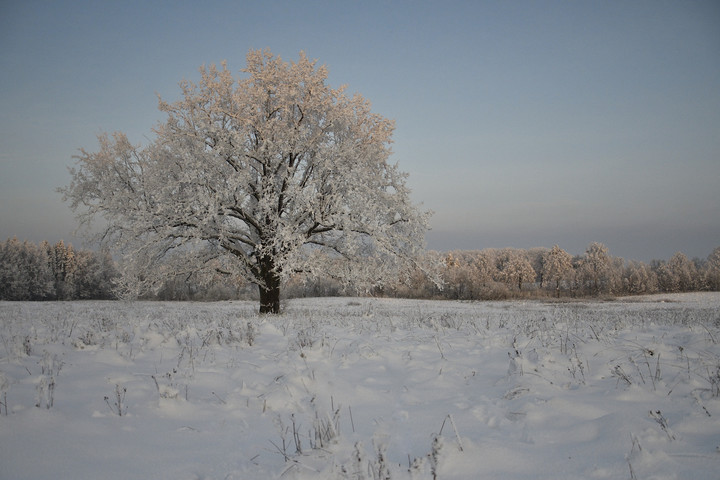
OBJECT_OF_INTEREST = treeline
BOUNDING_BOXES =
[0,238,117,300]
[0,237,253,301]
[2,238,719,301]
[380,242,720,300]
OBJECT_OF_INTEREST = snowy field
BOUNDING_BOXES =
[1,294,719,479]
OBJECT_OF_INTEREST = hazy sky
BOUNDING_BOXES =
[1,0,718,262]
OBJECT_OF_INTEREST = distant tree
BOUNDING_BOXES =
[374,250,439,299]
[705,247,720,291]
[443,251,481,299]
[442,252,461,299]
[608,256,624,293]
[0,238,53,300]
[0,239,120,300]
[403,251,443,298]
[621,260,658,295]
[45,240,79,300]
[526,247,548,286]
[496,249,536,290]
[72,249,118,299]
[579,242,612,295]
[542,245,573,296]
[479,251,495,282]
[654,261,674,292]
[671,252,698,292]
[61,49,432,313]
[657,252,698,292]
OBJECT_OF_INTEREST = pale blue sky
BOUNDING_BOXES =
[1,0,719,261]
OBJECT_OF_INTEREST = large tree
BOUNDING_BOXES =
[61,50,432,313]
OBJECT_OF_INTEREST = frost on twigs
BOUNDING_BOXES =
[35,352,63,409]
[60,49,435,313]
[0,372,8,416]
[105,384,127,417]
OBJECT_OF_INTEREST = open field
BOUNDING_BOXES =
[1,293,719,479]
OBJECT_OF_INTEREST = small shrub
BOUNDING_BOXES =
[611,365,632,386]
[152,370,185,400]
[76,330,97,348]
[707,364,720,397]
[35,376,55,409]
[0,372,8,416]
[35,352,63,409]
[105,384,127,416]
[246,321,256,346]
[296,328,315,349]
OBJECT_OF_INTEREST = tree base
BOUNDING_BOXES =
[259,286,281,314]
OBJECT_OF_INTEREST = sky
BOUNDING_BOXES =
[1,0,719,262]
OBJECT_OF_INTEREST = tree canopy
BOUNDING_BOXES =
[61,49,432,313]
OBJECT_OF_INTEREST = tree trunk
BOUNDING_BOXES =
[259,282,280,314]
[258,254,281,314]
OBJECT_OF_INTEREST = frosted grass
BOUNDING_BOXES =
[0,293,718,479]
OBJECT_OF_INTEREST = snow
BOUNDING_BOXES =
[1,293,719,479]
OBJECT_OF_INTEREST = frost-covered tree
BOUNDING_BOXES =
[0,238,53,300]
[657,252,698,292]
[579,242,612,295]
[496,249,536,290]
[705,246,720,291]
[622,260,657,295]
[442,251,479,299]
[542,245,573,296]
[45,240,79,300]
[672,252,698,292]
[526,247,548,286]
[61,50,432,313]
[72,249,118,300]
[471,250,496,288]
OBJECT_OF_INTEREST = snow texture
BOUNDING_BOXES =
[1,293,719,479]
